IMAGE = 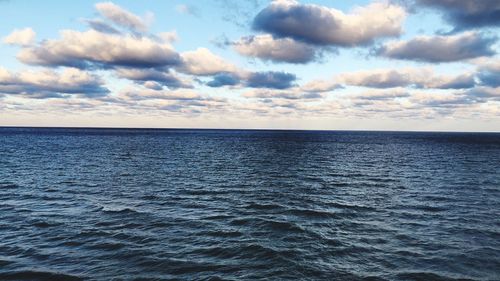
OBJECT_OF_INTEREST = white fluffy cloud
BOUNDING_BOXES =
[17,29,180,69]
[95,2,148,33]
[253,0,406,46]
[178,48,239,75]
[3,28,36,46]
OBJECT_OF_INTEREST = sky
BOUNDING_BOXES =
[0,0,499,131]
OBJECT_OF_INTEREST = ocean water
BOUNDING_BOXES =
[0,127,499,281]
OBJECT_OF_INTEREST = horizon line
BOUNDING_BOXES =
[1,125,499,134]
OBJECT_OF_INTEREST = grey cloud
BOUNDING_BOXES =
[206,73,240,87]
[437,74,476,89]
[116,68,192,89]
[252,1,405,46]
[410,93,476,108]
[0,67,109,98]
[465,86,500,100]
[233,35,319,63]
[409,86,499,109]
[84,19,121,34]
[415,0,500,31]
[206,70,300,90]
[478,70,500,87]
[424,96,476,107]
[377,32,496,62]
[122,89,202,101]
[246,71,296,89]
[116,87,229,114]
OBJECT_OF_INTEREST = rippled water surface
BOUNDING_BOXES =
[1,128,499,280]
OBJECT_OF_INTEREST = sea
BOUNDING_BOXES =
[0,127,499,280]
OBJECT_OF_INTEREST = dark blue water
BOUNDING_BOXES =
[0,128,499,280]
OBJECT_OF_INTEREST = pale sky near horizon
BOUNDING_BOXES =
[0,0,499,131]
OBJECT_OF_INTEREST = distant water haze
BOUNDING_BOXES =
[0,128,499,280]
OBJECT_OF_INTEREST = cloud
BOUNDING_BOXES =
[143,81,163,90]
[205,70,301,90]
[178,48,238,75]
[473,57,500,87]
[434,73,477,89]
[415,0,500,31]
[84,19,121,34]
[207,72,240,87]
[252,0,406,46]
[340,69,420,88]
[472,57,500,73]
[158,31,178,43]
[297,67,476,94]
[477,71,500,87]
[409,91,476,108]
[111,86,229,114]
[246,71,296,89]
[465,86,500,100]
[233,34,318,63]
[407,87,500,110]
[376,31,497,62]
[242,88,322,99]
[214,0,266,28]
[3,28,36,46]
[115,68,192,89]
[337,67,476,89]
[176,4,200,17]
[0,67,109,98]
[95,2,148,33]
[300,79,342,93]
[350,88,410,100]
[17,29,181,69]
[120,87,203,101]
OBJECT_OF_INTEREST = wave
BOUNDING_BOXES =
[0,270,83,281]
[327,202,377,211]
[200,230,243,238]
[229,217,306,234]
[88,241,126,251]
[188,243,293,261]
[32,221,60,228]
[245,202,284,210]
[0,183,19,189]
[396,272,474,281]
[99,206,141,214]
[286,208,338,218]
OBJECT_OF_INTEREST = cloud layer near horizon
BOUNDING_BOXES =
[0,0,499,128]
